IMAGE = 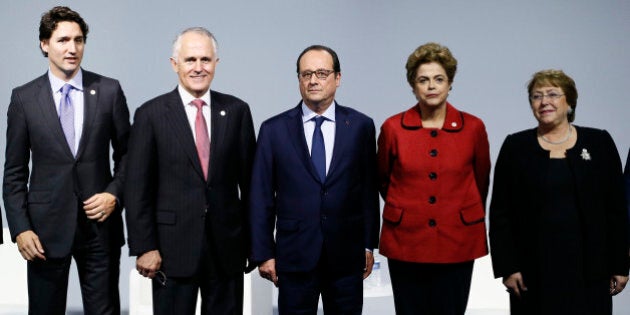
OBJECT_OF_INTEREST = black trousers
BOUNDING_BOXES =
[27,219,121,315]
[388,259,474,315]
[152,231,244,315]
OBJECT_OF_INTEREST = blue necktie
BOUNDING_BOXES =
[311,116,326,182]
[59,84,75,156]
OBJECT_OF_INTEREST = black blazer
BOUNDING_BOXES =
[490,126,629,282]
[3,70,130,257]
[249,103,380,274]
[125,89,256,278]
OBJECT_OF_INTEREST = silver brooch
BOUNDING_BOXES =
[580,148,591,161]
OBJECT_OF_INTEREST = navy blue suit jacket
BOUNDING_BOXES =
[249,103,380,274]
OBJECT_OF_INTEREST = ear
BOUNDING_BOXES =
[335,72,341,87]
[40,40,49,55]
[169,57,178,72]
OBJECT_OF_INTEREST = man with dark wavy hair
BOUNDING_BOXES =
[3,6,129,314]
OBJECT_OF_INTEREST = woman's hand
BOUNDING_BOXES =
[503,272,527,298]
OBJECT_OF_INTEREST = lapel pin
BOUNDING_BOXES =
[580,148,591,160]
[220,110,226,116]
[90,90,96,95]
[345,119,350,126]
[451,122,457,127]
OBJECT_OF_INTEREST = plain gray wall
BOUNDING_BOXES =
[1,0,629,313]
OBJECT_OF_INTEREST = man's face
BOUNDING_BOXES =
[41,21,84,80]
[170,32,218,98]
[298,50,340,112]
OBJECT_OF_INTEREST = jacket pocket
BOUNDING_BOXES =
[382,204,403,225]
[459,203,485,225]
[156,210,176,225]
[27,191,51,204]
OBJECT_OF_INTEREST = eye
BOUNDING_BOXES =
[416,78,427,84]
[435,77,445,83]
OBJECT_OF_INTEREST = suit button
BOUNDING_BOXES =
[428,196,436,204]
[430,130,438,137]
[321,190,328,196]
[321,215,327,221]
[429,149,438,157]
[428,219,436,227]
[429,172,437,180]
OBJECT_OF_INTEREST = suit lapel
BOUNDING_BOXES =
[165,89,206,181]
[326,105,349,181]
[208,91,227,182]
[35,74,75,159]
[286,104,322,183]
[76,71,98,159]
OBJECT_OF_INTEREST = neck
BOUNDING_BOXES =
[305,100,333,115]
[538,122,572,145]
[418,102,446,127]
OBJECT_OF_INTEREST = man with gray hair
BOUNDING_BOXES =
[125,27,256,314]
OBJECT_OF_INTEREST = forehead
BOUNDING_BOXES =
[416,62,446,76]
[299,50,333,71]
[50,21,83,38]
[531,84,562,92]
[179,33,215,57]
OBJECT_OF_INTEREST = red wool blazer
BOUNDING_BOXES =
[377,103,490,263]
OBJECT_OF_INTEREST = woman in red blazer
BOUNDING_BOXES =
[377,42,491,315]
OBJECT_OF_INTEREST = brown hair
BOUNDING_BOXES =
[527,69,578,122]
[39,6,89,57]
[405,42,457,87]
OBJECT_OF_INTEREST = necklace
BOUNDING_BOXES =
[539,124,572,145]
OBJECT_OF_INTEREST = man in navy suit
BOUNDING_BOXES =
[125,27,256,315]
[3,6,129,314]
[249,45,380,314]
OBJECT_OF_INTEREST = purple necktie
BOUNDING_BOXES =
[191,99,210,180]
[59,84,75,156]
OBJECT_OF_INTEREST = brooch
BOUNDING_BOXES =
[580,148,591,161]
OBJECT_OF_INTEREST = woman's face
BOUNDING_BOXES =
[529,85,570,127]
[412,62,451,109]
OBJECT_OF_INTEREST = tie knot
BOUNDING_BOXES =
[191,99,206,110]
[312,116,326,128]
[61,83,72,96]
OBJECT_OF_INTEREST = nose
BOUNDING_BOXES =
[67,41,77,54]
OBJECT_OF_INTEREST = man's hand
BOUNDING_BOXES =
[136,250,162,279]
[363,251,374,279]
[503,272,527,298]
[258,259,278,287]
[610,275,628,295]
[16,230,45,261]
[84,192,117,222]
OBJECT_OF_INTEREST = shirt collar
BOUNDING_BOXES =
[301,101,336,123]
[48,68,84,93]
[178,85,211,107]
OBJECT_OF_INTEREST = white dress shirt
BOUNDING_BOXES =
[178,86,211,142]
[302,102,336,175]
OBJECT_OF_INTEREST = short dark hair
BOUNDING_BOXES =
[296,45,341,74]
[39,6,89,57]
[527,69,578,122]
[406,42,457,87]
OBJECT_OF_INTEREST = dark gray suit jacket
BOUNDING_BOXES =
[125,88,256,277]
[3,70,130,257]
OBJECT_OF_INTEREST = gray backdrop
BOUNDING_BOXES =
[1,0,629,313]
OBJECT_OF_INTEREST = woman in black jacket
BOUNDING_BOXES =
[489,69,629,314]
